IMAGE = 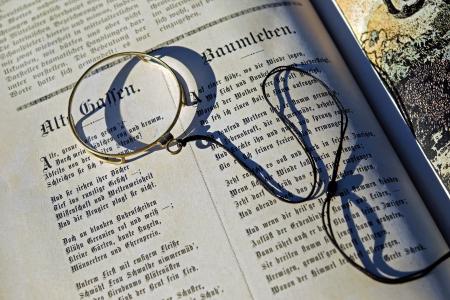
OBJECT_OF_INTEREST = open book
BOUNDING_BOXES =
[0,0,449,299]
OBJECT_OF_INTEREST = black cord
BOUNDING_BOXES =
[176,64,449,284]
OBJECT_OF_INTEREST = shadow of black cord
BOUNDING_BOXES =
[276,66,329,198]
[277,65,409,277]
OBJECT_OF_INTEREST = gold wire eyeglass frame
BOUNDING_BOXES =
[68,52,185,164]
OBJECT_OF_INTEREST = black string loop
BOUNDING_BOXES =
[175,64,449,284]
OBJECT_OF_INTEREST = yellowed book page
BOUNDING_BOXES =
[0,1,449,300]
[0,0,270,299]
[173,1,450,299]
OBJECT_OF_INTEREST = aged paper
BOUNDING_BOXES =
[0,0,449,299]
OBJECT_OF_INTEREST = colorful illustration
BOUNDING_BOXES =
[336,0,450,189]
